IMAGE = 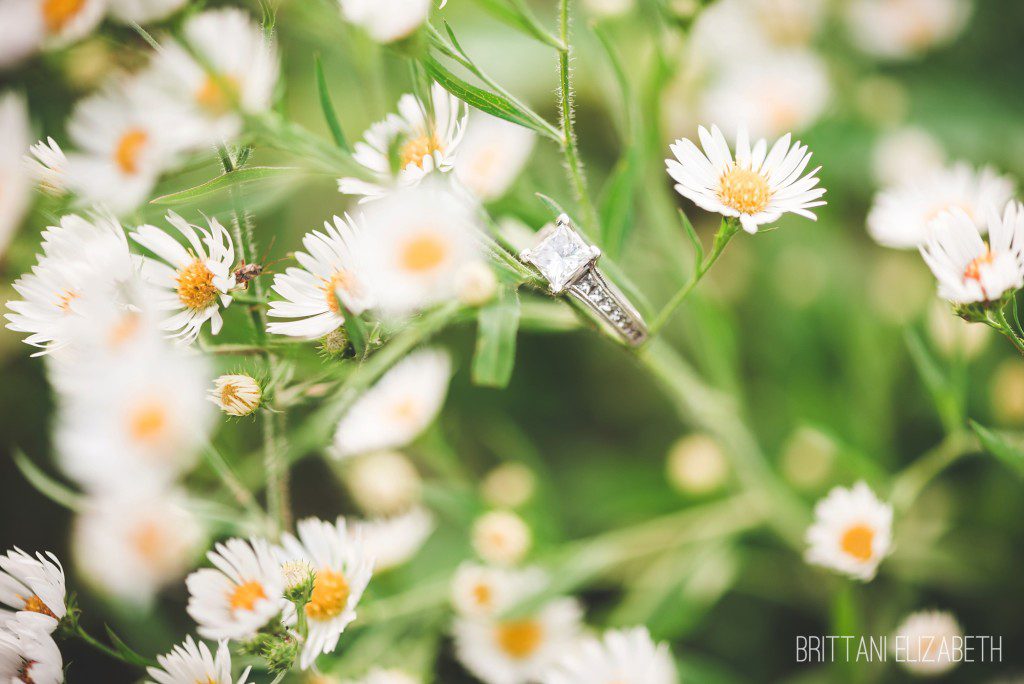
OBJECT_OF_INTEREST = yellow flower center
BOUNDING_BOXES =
[495,619,543,659]
[228,580,267,612]
[718,165,771,215]
[177,258,218,310]
[21,595,56,619]
[321,270,356,315]
[42,0,86,33]
[108,312,141,348]
[128,400,169,445]
[390,397,419,424]
[400,233,447,273]
[472,582,493,609]
[195,75,239,115]
[964,247,995,283]
[305,568,350,622]
[840,523,875,562]
[130,521,168,566]
[400,133,443,169]
[114,128,148,175]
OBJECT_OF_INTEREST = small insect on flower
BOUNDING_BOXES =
[146,636,253,684]
[209,374,263,417]
[0,92,31,258]
[892,610,963,677]
[805,481,893,581]
[920,201,1024,305]
[472,510,532,567]
[0,549,66,633]
[0,614,64,684]
[540,626,679,684]
[186,537,286,642]
[666,124,826,234]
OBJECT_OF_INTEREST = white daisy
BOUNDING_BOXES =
[354,506,435,572]
[454,597,584,684]
[338,0,432,43]
[844,0,971,60]
[131,211,236,343]
[454,111,536,202]
[867,162,1014,249]
[0,549,65,633]
[4,212,134,355]
[343,451,423,516]
[666,124,826,234]
[267,214,373,338]
[278,517,374,670]
[0,0,105,65]
[357,184,483,315]
[60,75,200,215]
[108,0,186,24]
[333,348,452,458]
[147,636,252,684]
[920,202,1024,305]
[699,49,831,140]
[472,510,532,567]
[871,126,945,187]
[540,627,678,684]
[186,537,286,642]
[688,0,826,67]
[0,92,31,257]
[149,8,279,143]
[25,137,67,196]
[892,610,963,677]
[72,488,205,607]
[451,563,547,619]
[339,83,468,200]
[0,615,63,684]
[344,669,419,684]
[209,374,263,417]
[805,481,893,581]
[53,336,214,493]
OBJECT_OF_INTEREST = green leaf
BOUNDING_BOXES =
[472,288,521,388]
[679,209,703,274]
[468,0,564,50]
[904,328,963,432]
[13,450,85,512]
[598,158,637,257]
[422,56,562,142]
[151,167,303,205]
[535,193,568,217]
[314,54,350,152]
[970,420,1024,478]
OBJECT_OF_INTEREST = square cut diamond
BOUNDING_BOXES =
[523,219,595,292]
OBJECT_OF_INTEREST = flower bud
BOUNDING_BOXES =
[208,374,262,416]
[666,434,728,495]
[344,451,422,516]
[481,463,536,509]
[281,559,315,605]
[472,510,531,566]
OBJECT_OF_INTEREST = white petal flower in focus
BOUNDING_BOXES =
[147,636,252,684]
[454,111,536,202]
[844,0,971,61]
[540,626,678,684]
[0,614,64,684]
[278,517,374,670]
[0,92,31,257]
[267,214,374,338]
[920,202,1024,305]
[666,124,826,234]
[0,549,66,633]
[333,348,452,458]
[339,84,468,200]
[805,481,893,581]
[131,211,236,343]
[186,538,286,642]
[338,0,432,43]
[892,610,963,677]
[353,506,435,572]
[867,162,1014,249]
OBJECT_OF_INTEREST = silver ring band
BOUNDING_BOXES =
[519,214,648,346]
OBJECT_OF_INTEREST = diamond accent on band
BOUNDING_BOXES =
[568,269,647,344]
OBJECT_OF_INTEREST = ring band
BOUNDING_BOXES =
[519,214,648,346]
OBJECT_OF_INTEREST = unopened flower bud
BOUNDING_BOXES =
[281,559,315,604]
[208,374,262,416]
[472,510,531,566]
[481,463,536,509]
[666,434,728,495]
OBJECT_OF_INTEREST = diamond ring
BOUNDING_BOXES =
[520,214,648,346]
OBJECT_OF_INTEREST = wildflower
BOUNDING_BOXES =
[892,610,963,677]
[267,214,373,338]
[146,636,252,684]
[0,93,31,257]
[339,84,468,200]
[540,627,678,684]
[209,374,262,417]
[337,0,432,43]
[454,112,536,201]
[666,434,729,495]
[844,0,971,60]
[0,549,66,632]
[333,349,452,458]
[867,162,1014,249]
[805,481,893,581]
[666,125,826,234]
[451,563,547,619]
[278,518,373,670]
[481,463,536,509]
[919,202,1024,305]
[24,137,67,196]
[354,506,435,572]
[131,211,236,343]
[472,511,532,567]
[186,538,286,642]
[343,451,423,516]
[0,615,64,684]
[357,185,482,315]
[0,0,105,64]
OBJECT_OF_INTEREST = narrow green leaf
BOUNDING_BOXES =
[469,0,564,50]
[151,167,302,205]
[679,209,704,273]
[970,420,1024,478]
[598,158,636,257]
[13,450,84,512]
[422,56,562,142]
[904,329,963,432]
[472,288,521,388]
[314,54,350,152]
[535,193,568,217]
[343,311,369,358]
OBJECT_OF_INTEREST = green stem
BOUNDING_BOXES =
[556,0,599,234]
[890,431,977,511]
[995,308,1024,356]
[203,442,269,528]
